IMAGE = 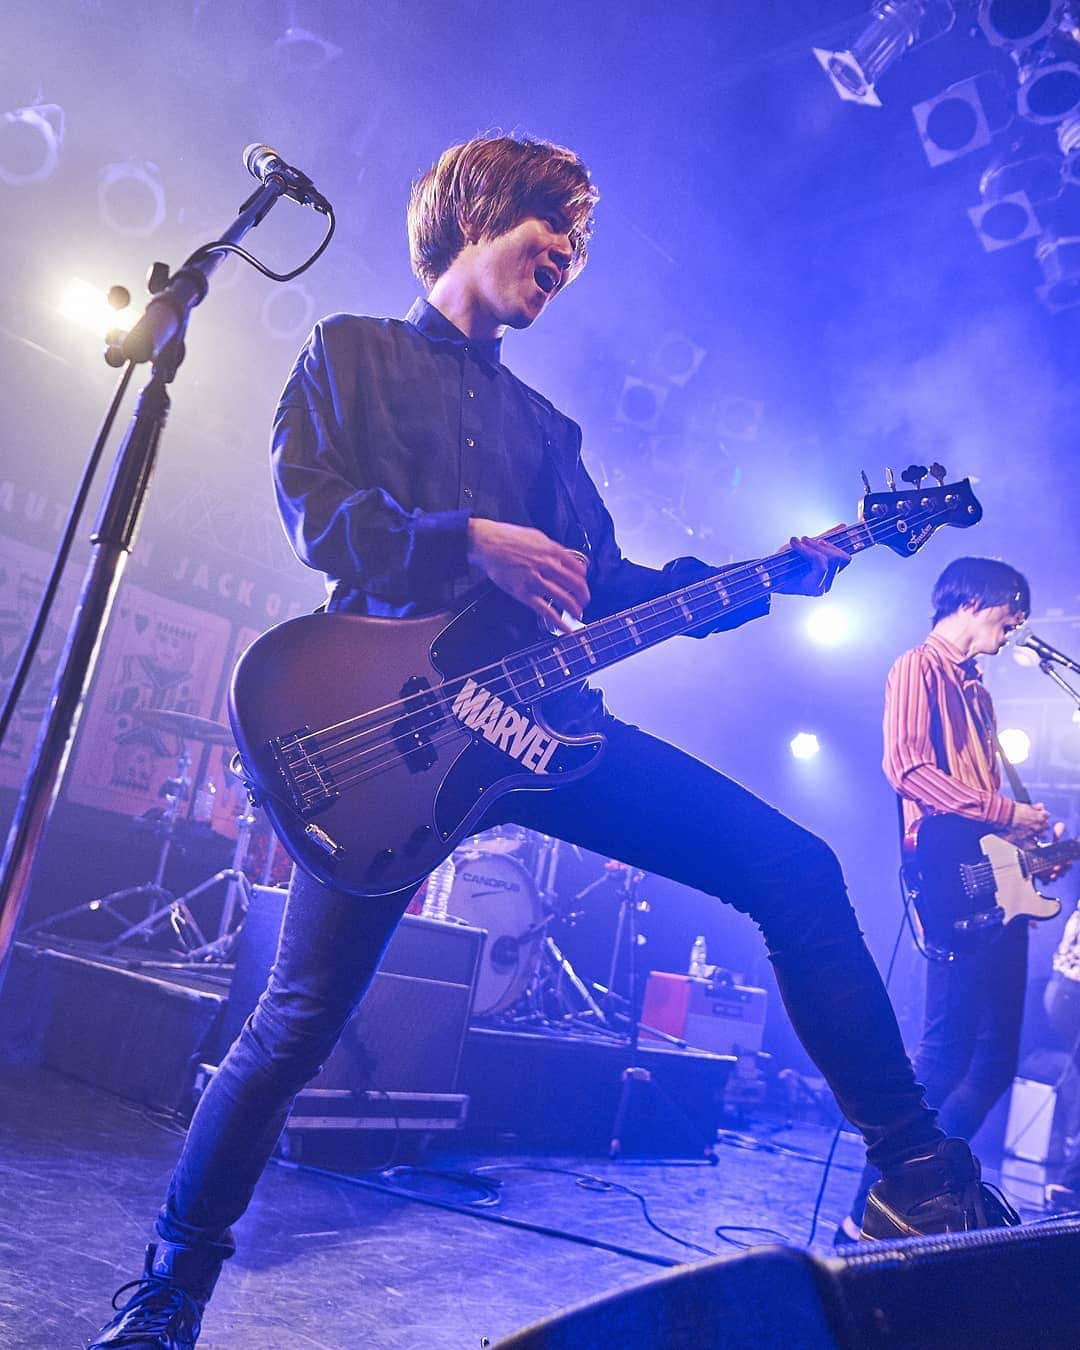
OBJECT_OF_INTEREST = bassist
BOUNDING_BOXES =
[92,135,1015,1349]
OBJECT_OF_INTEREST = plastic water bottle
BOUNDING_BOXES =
[422,854,456,922]
[689,934,708,979]
[192,776,217,824]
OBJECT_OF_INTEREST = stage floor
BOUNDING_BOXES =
[0,1065,1039,1349]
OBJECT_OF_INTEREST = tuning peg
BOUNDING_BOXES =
[929,462,946,485]
[860,470,872,495]
[885,467,896,492]
[901,464,928,489]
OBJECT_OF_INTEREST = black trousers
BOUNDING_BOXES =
[848,918,1028,1223]
[159,717,939,1253]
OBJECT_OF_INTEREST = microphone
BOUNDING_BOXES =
[1018,631,1080,677]
[242,143,329,210]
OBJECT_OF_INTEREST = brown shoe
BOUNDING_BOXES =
[863,1137,1020,1240]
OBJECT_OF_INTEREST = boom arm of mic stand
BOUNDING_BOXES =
[0,175,296,991]
[122,179,288,365]
[1037,658,1080,711]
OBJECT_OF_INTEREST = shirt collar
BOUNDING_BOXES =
[926,631,982,681]
[405,298,503,367]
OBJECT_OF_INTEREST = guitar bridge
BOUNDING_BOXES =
[270,726,339,816]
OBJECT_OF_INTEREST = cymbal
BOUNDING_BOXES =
[134,707,235,745]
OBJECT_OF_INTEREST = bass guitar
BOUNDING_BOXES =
[906,813,1076,954]
[231,474,982,897]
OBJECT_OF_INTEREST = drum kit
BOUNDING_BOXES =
[33,705,644,1027]
[419,825,639,1034]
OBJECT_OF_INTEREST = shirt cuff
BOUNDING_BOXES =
[409,509,472,581]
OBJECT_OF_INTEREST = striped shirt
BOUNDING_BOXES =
[883,631,1015,836]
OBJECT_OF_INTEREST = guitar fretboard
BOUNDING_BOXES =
[500,520,877,704]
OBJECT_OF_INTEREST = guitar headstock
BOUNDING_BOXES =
[859,468,982,557]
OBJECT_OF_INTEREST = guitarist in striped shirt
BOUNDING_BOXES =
[838,556,1064,1241]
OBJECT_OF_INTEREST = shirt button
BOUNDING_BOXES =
[463,486,474,499]
[467,388,476,398]
[465,437,475,448]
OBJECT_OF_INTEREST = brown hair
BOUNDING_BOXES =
[408,134,599,288]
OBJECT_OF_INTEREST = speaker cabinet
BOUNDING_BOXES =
[212,885,484,1103]
[495,1220,1080,1349]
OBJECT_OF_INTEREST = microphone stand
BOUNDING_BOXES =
[0,175,296,990]
[1035,657,1080,713]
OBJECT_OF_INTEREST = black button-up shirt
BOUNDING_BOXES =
[271,299,767,726]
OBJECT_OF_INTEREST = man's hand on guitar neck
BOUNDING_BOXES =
[467,518,590,635]
[775,532,851,597]
[1008,800,1051,844]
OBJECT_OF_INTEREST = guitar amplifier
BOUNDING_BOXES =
[210,886,485,1109]
[641,971,767,1056]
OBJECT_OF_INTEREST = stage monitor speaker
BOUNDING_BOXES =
[210,885,484,1098]
[495,1219,1080,1349]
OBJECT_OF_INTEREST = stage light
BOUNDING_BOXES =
[0,104,64,186]
[913,78,992,166]
[58,277,132,337]
[713,392,763,442]
[1061,109,1080,182]
[998,727,1031,764]
[967,190,1041,250]
[979,147,1064,204]
[616,376,668,431]
[97,160,167,237]
[805,605,852,646]
[790,732,821,760]
[977,0,1059,51]
[261,282,316,341]
[812,0,955,108]
[1036,232,1080,310]
[652,331,707,387]
[1017,37,1080,124]
[272,1,341,70]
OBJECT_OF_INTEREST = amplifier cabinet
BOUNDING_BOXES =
[641,971,767,1056]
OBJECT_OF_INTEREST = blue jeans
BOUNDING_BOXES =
[159,718,940,1255]
[848,917,1028,1223]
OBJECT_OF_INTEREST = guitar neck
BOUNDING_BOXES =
[1025,839,1080,877]
[501,519,876,703]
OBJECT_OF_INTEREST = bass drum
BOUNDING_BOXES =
[448,850,543,1016]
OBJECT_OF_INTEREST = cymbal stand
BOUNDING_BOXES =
[179,807,257,961]
[22,747,203,948]
[527,834,610,1027]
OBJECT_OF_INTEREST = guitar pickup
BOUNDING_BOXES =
[392,676,439,774]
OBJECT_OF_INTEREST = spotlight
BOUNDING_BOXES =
[812,0,955,108]
[1036,232,1080,310]
[652,331,707,387]
[997,727,1031,764]
[97,160,167,237]
[272,1,341,71]
[805,605,852,646]
[616,376,668,431]
[1060,109,1080,182]
[978,0,1060,50]
[0,104,64,186]
[979,147,1063,204]
[58,277,132,337]
[713,392,763,442]
[790,732,821,760]
[261,282,316,341]
[912,78,992,166]
[1017,37,1080,124]
[967,190,1040,250]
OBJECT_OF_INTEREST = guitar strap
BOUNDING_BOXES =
[994,732,1032,807]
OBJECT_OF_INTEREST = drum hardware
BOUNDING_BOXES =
[25,712,253,962]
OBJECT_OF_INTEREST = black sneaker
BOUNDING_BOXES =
[862,1136,1021,1240]
[88,1243,220,1349]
